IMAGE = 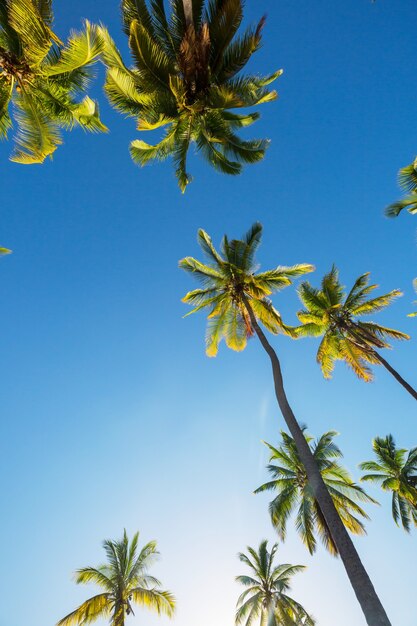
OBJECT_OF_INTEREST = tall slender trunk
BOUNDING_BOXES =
[348,322,417,402]
[242,297,392,626]
[182,0,193,28]
[373,350,417,401]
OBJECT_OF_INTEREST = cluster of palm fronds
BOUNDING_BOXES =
[0,0,280,189]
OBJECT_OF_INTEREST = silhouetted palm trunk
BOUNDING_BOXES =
[242,296,392,626]
[349,323,417,402]
[373,351,417,401]
[182,0,193,27]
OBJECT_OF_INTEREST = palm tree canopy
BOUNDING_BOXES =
[57,530,175,626]
[385,156,417,217]
[360,435,417,532]
[180,222,314,356]
[100,0,281,191]
[295,266,409,382]
[0,0,106,163]
[235,540,315,626]
[255,429,377,556]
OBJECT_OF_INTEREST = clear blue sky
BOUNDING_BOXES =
[1,2,416,626]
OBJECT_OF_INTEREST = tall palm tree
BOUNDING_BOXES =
[0,0,106,163]
[255,430,376,556]
[296,266,417,401]
[360,435,417,532]
[57,530,175,626]
[235,540,314,626]
[385,157,417,217]
[180,223,392,626]
[100,0,280,191]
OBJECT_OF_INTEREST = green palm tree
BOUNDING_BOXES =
[296,266,417,401]
[235,540,314,626]
[0,0,106,163]
[360,435,417,532]
[100,0,280,191]
[180,223,392,626]
[385,157,417,217]
[57,530,175,626]
[255,430,376,556]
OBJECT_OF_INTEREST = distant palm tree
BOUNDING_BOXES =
[385,157,417,217]
[180,223,392,626]
[255,430,376,556]
[0,0,106,163]
[57,530,175,626]
[296,266,417,401]
[360,435,417,532]
[100,0,280,191]
[235,540,314,626]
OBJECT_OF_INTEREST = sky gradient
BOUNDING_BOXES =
[1,2,417,626]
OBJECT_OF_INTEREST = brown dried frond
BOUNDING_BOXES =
[179,23,211,104]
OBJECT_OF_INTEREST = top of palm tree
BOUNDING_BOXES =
[235,540,315,626]
[57,530,175,626]
[0,0,106,162]
[296,266,409,381]
[180,222,314,355]
[385,156,417,217]
[360,435,417,532]
[100,0,281,191]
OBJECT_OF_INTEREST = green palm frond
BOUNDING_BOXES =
[57,531,175,626]
[0,2,104,161]
[57,594,111,626]
[386,158,417,217]
[360,435,417,531]
[101,0,279,190]
[44,21,102,76]
[8,0,57,68]
[235,540,314,626]
[11,89,61,162]
[181,223,311,355]
[257,429,375,555]
[296,267,410,384]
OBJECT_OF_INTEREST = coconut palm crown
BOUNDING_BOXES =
[0,0,106,163]
[385,156,417,217]
[360,435,417,532]
[295,266,409,382]
[100,0,281,191]
[255,430,377,556]
[235,540,315,626]
[179,222,314,356]
[57,530,175,626]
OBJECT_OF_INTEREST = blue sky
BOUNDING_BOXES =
[1,1,416,626]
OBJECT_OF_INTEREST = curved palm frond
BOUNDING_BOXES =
[101,0,281,190]
[235,540,314,626]
[0,3,105,162]
[57,531,175,626]
[360,435,417,532]
[180,223,313,356]
[296,266,410,384]
[256,429,376,555]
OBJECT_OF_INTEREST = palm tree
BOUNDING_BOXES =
[180,223,392,626]
[235,540,314,626]
[255,430,376,556]
[0,0,106,163]
[360,435,417,532]
[385,157,417,217]
[296,266,417,401]
[57,530,175,626]
[100,0,280,191]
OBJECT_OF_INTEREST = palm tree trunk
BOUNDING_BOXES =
[182,0,193,28]
[242,296,392,626]
[373,350,417,401]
